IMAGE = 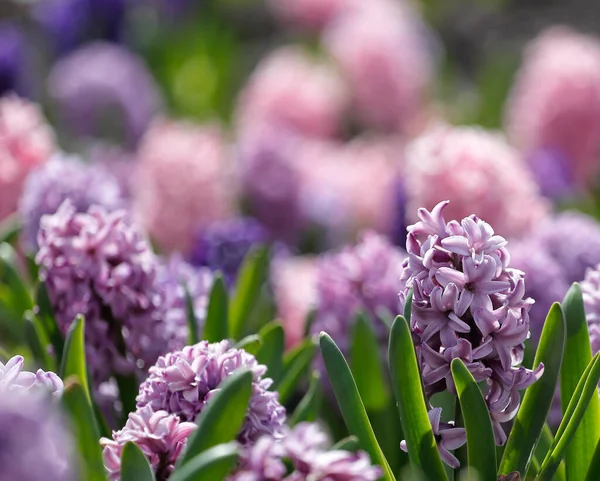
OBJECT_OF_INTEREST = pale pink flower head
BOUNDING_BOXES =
[236,46,348,139]
[268,0,356,31]
[506,26,600,188]
[404,124,549,238]
[133,119,234,254]
[271,255,317,348]
[324,0,434,134]
[0,94,55,221]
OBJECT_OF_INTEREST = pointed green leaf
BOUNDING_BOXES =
[586,440,600,481]
[320,332,395,481]
[277,337,317,405]
[403,288,413,324]
[234,334,261,354]
[388,316,447,480]
[499,303,566,476]
[184,284,199,345]
[59,315,90,401]
[451,359,496,481]
[121,442,155,481]
[204,274,228,342]
[229,245,269,340]
[290,371,321,425]
[332,435,360,452]
[537,353,600,480]
[170,443,238,481]
[177,369,252,467]
[23,311,53,371]
[560,283,600,480]
[0,242,32,312]
[255,321,284,384]
[35,281,64,361]
[350,311,389,411]
[61,380,107,481]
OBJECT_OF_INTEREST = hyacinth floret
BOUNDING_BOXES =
[101,405,197,481]
[228,422,382,480]
[400,200,543,455]
[0,355,64,396]
[136,340,286,444]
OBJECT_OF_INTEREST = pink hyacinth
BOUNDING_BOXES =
[271,255,317,348]
[0,94,54,221]
[506,26,600,188]
[404,124,549,238]
[133,119,234,254]
[101,405,197,481]
[324,0,433,134]
[236,46,348,139]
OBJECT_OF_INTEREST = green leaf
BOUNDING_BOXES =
[586,440,600,481]
[203,274,229,342]
[0,242,32,334]
[403,288,413,324]
[170,443,238,481]
[0,214,20,244]
[277,338,317,406]
[121,442,155,481]
[184,284,198,345]
[255,321,284,384]
[350,311,389,411]
[61,380,107,481]
[387,316,447,481]
[177,369,252,467]
[35,281,64,361]
[560,283,600,480]
[451,359,496,481]
[537,353,600,480]
[499,303,566,477]
[331,435,360,452]
[319,332,395,481]
[59,315,90,401]
[23,310,53,371]
[290,371,321,425]
[229,245,269,340]
[234,334,261,354]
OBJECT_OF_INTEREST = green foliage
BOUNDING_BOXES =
[121,442,156,481]
[255,321,285,384]
[277,337,318,405]
[59,315,90,401]
[170,443,238,481]
[204,274,229,343]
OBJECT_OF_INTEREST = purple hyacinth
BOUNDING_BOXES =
[155,255,213,352]
[189,217,269,286]
[36,200,166,387]
[48,42,161,148]
[509,239,570,343]
[581,265,600,354]
[19,153,124,251]
[401,408,465,469]
[228,422,382,480]
[0,23,26,96]
[526,148,576,200]
[101,405,197,481]
[311,231,406,361]
[0,391,75,481]
[400,201,543,456]
[136,340,286,444]
[0,355,64,396]
[535,211,600,284]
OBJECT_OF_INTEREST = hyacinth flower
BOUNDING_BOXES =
[0,391,75,481]
[0,22,27,96]
[101,405,197,481]
[136,340,286,444]
[399,200,543,449]
[0,354,64,395]
[19,153,124,251]
[228,422,382,480]
[189,217,269,286]
[0,94,55,222]
[581,265,600,354]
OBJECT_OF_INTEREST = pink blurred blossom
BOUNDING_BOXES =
[0,95,54,221]
[133,119,234,254]
[271,256,317,348]
[404,124,549,238]
[324,0,434,134]
[236,46,348,139]
[268,0,356,31]
[506,26,600,187]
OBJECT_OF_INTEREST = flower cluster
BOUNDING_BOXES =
[228,422,382,480]
[189,217,269,286]
[136,340,286,444]
[311,231,406,360]
[581,266,600,355]
[0,94,55,221]
[0,391,75,481]
[19,153,124,250]
[101,405,197,481]
[0,355,64,396]
[400,201,544,452]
